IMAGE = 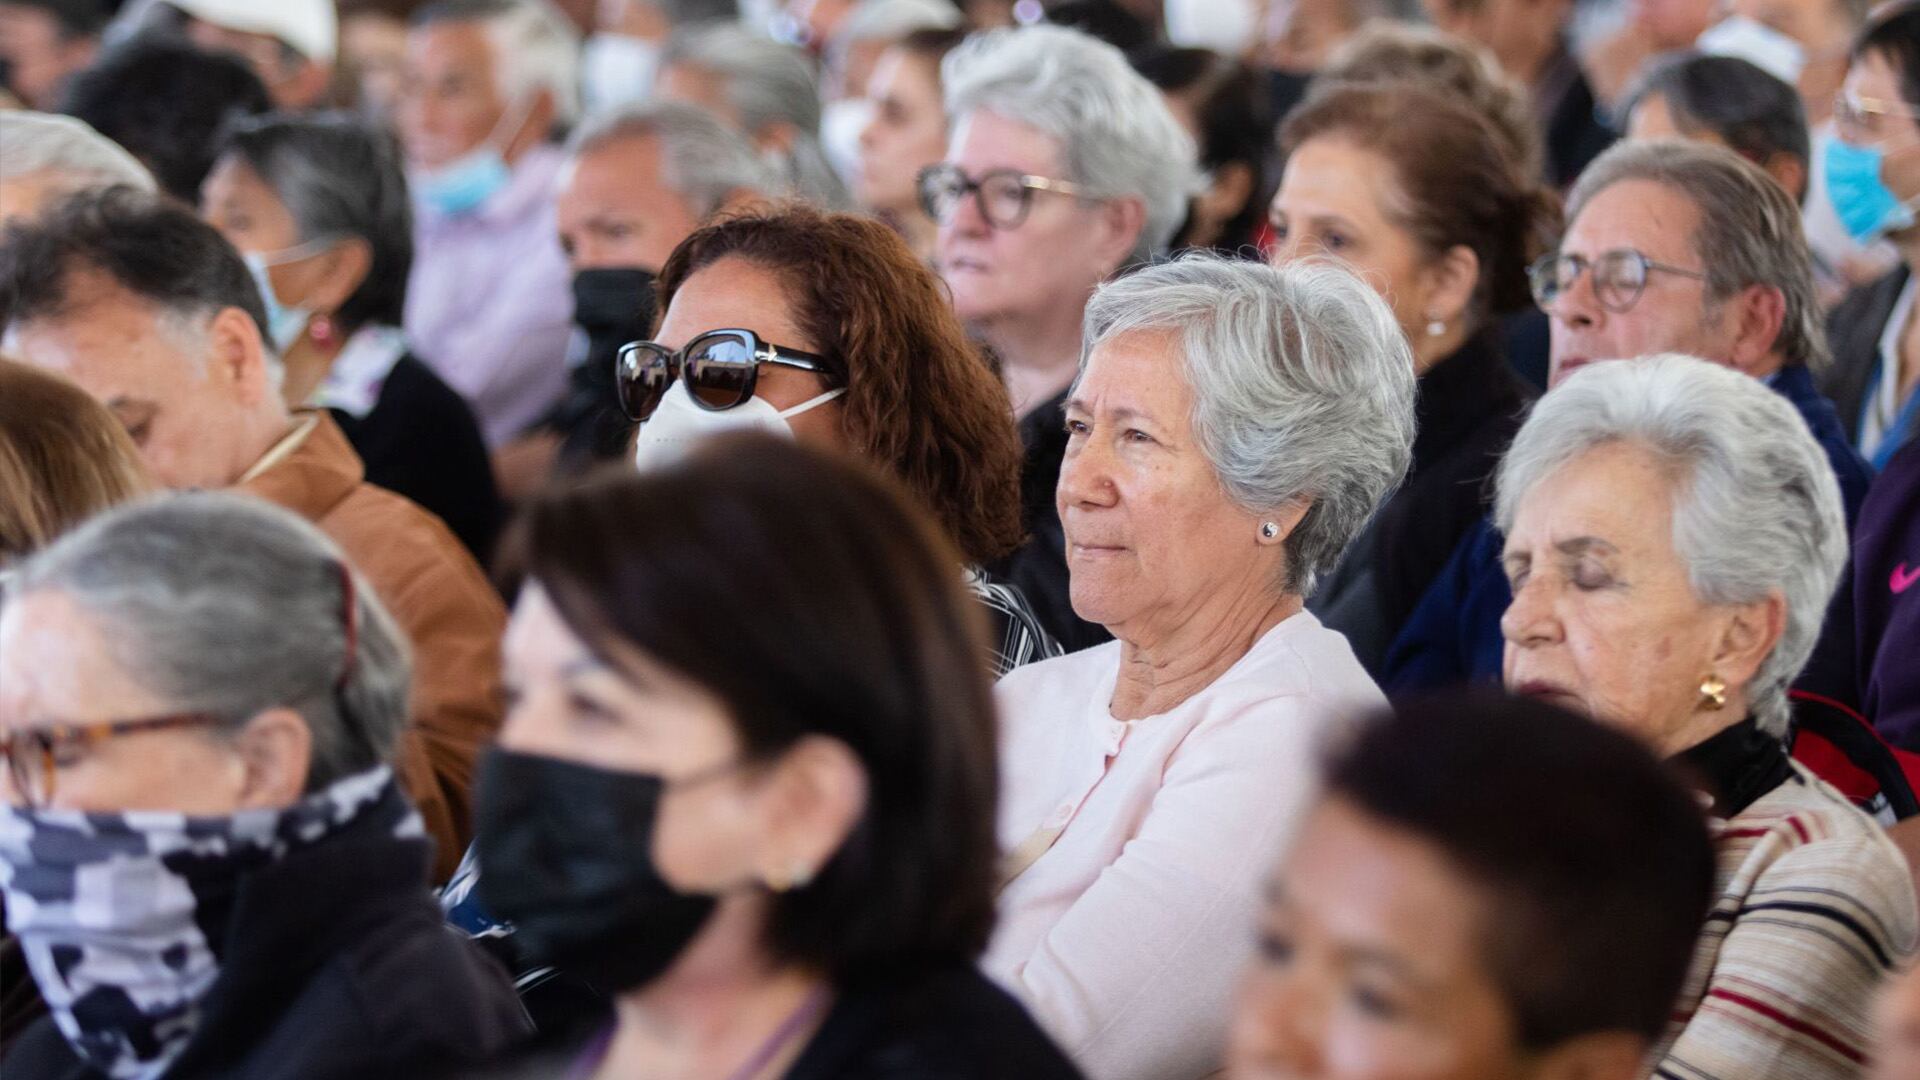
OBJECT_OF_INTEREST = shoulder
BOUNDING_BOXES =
[996,642,1122,715]
[327,484,503,621]
[792,966,1083,1080]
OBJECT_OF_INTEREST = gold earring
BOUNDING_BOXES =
[1699,674,1727,711]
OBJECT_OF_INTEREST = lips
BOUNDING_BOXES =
[1513,679,1579,705]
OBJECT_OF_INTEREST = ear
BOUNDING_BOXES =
[1711,588,1787,692]
[305,238,375,316]
[232,707,314,809]
[1723,283,1787,378]
[1765,153,1808,204]
[206,306,277,408]
[1093,195,1149,277]
[757,735,867,888]
[1420,243,1481,326]
[1526,1030,1649,1080]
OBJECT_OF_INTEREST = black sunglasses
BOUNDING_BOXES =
[614,328,837,423]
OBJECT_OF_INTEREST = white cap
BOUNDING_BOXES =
[166,0,337,63]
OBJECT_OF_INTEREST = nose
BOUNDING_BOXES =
[1499,569,1561,650]
[947,182,992,239]
[1057,426,1119,514]
[1229,971,1323,1077]
[1548,262,1602,332]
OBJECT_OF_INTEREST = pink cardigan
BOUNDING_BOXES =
[985,612,1385,1080]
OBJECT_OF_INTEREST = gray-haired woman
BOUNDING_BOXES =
[1498,353,1917,1080]
[0,492,527,1078]
[988,254,1416,1080]
[201,111,503,561]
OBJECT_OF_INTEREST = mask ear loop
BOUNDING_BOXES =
[774,387,848,419]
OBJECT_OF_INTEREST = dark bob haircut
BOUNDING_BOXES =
[1321,692,1715,1049]
[515,434,1000,979]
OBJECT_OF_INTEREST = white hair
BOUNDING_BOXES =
[567,101,776,216]
[9,492,413,789]
[837,0,963,42]
[943,24,1198,265]
[421,0,581,125]
[1493,354,1847,735]
[0,111,156,197]
[1082,254,1417,596]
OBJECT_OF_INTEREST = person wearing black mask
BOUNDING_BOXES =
[493,100,775,493]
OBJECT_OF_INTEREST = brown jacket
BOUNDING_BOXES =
[238,413,505,882]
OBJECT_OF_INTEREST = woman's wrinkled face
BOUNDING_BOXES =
[853,48,947,217]
[1499,442,1742,752]
[1229,797,1533,1080]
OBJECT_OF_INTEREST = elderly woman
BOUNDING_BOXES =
[0,493,526,1077]
[1498,353,1918,1079]
[468,437,1080,1077]
[201,111,502,561]
[988,254,1416,1080]
[923,23,1197,651]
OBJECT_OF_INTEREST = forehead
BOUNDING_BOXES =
[655,256,810,352]
[1077,327,1192,416]
[948,109,1067,177]
[1275,136,1400,220]
[1563,177,1703,264]
[406,20,496,74]
[7,267,200,393]
[0,589,162,728]
[562,135,673,208]
[1508,440,1680,544]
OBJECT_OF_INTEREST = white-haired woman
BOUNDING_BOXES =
[921,23,1198,651]
[989,254,1417,1080]
[1499,354,1919,1080]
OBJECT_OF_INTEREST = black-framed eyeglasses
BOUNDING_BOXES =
[1528,249,1709,314]
[615,328,838,423]
[1,713,224,809]
[916,163,1091,230]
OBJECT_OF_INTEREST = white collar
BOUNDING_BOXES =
[307,326,409,420]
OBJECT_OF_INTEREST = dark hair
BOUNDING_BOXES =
[1281,82,1561,327]
[214,112,415,333]
[1853,0,1920,109]
[655,204,1027,564]
[56,37,272,203]
[0,186,271,346]
[7,0,111,38]
[1322,692,1716,1048]
[895,26,969,68]
[1130,45,1273,253]
[1626,53,1810,196]
[1043,0,1153,51]
[519,435,1000,979]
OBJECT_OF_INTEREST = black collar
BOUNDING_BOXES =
[1674,717,1795,818]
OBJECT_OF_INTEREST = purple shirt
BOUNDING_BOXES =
[404,143,573,447]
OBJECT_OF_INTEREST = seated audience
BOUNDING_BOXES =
[0,493,528,1077]
[203,111,504,562]
[989,255,1415,1079]
[1387,140,1874,691]
[1499,353,1918,1078]
[167,0,337,111]
[467,437,1081,1077]
[0,109,152,223]
[1822,0,1920,469]
[1130,45,1272,255]
[1623,52,1812,202]
[852,26,965,263]
[56,35,271,202]
[926,23,1196,651]
[0,358,149,570]
[1582,0,1717,108]
[578,0,738,117]
[396,0,578,447]
[815,0,963,185]
[1229,692,1716,1080]
[0,0,106,110]
[0,188,507,882]
[1271,83,1555,673]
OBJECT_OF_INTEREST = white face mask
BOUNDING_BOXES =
[1166,0,1259,54]
[820,97,874,186]
[632,380,846,472]
[582,33,662,115]
[1696,15,1807,85]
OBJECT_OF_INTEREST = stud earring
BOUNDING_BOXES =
[1425,317,1446,337]
[1260,521,1280,540]
[1699,674,1727,711]
[308,314,337,347]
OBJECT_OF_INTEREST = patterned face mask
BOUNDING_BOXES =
[0,766,418,1079]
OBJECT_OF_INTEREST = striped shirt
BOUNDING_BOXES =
[1653,761,1918,1079]
[966,567,1064,676]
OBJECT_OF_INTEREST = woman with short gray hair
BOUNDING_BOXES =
[989,254,1415,1080]
[202,111,503,561]
[1498,353,1916,1080]
[0,492,527,1077]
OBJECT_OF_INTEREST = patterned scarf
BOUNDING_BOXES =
[0,767,421,1078]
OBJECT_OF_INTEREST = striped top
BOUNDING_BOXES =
[1653,761,1918,1079]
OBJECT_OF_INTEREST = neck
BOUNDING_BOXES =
[230,403,300,484]
[1412,320,1473,374]
[1506,29,1562,89]
[278,329,347,409]
[601,960,829,1079]
[1659,693,1753,759]
[977,295,1091,418]
[1109,586,1302,720]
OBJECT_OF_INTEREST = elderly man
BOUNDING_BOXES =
[1385,139,1872,690]
[0,188,505,883]
[0,0,104,109]
[0,110,153,222]
[165,0,337,111]
[497,101,774,490]
[397,0,578,448]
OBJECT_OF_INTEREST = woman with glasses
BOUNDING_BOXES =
[0,493,528,1079]
[1266,83,1559,674]
[921,23,1197,652]
[1823,0,1920,468]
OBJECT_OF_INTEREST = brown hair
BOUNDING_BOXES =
[1281,82,1561,327]
[655,203,1027,564]
[0,358,151,561]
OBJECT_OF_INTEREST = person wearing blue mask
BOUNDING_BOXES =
[1823,0,1920,469]
[396,0,578,451]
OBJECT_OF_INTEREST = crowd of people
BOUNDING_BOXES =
[1,0,1919,1078]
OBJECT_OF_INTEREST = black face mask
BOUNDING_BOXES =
[571,267,657,361]
[475,747,719,995]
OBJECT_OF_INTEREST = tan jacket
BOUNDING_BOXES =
[238,413,505,882]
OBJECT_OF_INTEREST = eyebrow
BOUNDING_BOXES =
[1063,397,1157,426]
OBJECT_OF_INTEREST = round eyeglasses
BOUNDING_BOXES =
[2,713,225,809]
[1528,249,1709,314]
[916,163,1090,231]
[615,328,838,423]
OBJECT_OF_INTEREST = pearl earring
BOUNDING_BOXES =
[1260,522,1280,540]
[1425,317,1446,337]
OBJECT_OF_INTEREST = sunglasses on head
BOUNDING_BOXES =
[614,328,837,423]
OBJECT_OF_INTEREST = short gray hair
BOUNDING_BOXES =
[1493,354,1846,735]
[943,24,1198,266]
[1082,254,1417,595]
[415,0,581,125]
[566,101,776,217]
[1565,140,1827,373]
[9,492,413,790]
[0,111,156,198]
[664,24,848,208]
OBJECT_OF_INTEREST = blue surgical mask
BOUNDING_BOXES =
[1824,136,1919,241]
[412,96,529,217]
[242,237,339,350]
